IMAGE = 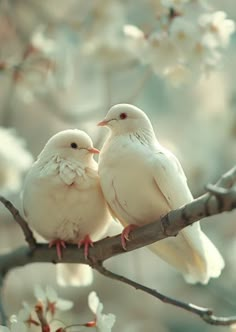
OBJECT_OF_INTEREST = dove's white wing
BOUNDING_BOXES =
[150,148,224,284]
[152,149,193,207]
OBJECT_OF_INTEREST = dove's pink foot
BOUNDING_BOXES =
[121,224,138,249]
[78,234,94,260]
[48,239,66,260]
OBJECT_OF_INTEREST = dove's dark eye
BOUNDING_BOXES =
[70,142,78,149]
[119,113,127,120]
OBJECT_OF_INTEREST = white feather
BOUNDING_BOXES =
[98,104,224,284]
[23,129,111,286]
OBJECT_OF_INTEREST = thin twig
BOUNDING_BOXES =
[0,275,7,325]
[0,196,37,248]
[35,303,51,332]
[95,263,236,326]
[216,166,236,188]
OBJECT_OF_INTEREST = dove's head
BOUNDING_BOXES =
[39,129,99,162]
[97,104,154,136]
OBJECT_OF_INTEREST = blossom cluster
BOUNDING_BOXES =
[0,0,234,99]
[124,3,235,85]
[0,128,33,193]
[0,285,115,332]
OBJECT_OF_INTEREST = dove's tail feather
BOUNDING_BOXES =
[149,222,224,284]
[56,264,93,287]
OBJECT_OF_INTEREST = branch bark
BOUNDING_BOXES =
[0,166,235,326]
[0,196,37,249]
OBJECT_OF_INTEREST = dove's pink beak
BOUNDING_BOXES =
[97,119,108,126]
[87,147,100,154]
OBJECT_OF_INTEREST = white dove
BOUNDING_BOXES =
[22,129,111,286]
[97,104,225,284]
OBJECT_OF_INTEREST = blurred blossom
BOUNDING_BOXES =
[31,25,56,54]
[170,17,199,58]
[123,25,145,40]
[164,64,191,86]
[34,285,74,315]
[88,291,116,332]
[0,128,33,193]
[0,316,27,332]
[14,301,42,328]
[80,1,134,66]
[123,24,147,58]
[16,302,32,325]
[149,32,180,73]
[122,2,235,84]
[198,11,235,48]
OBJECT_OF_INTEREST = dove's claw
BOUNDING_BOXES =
[78,234,94,260]
[121,224,138,250]
[48,239,66,260]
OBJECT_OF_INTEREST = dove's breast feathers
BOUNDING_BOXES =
[36,155,98,187]
[23,155,109,243]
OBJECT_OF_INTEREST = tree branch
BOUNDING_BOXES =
[0,166,235,326]
[0,166,235,269]
[95,263,236,326]
[0,196,37,249]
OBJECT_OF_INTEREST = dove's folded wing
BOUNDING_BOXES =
[150,148,224,283]
[151,149,193,209]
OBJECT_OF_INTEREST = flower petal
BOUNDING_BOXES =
[17,302,32,321]
[11,322,27,332]
[34,285,46,302]
[97,313,116,332]
[46,286,58,302]
[56,299,74,311]
[88,292,99,315]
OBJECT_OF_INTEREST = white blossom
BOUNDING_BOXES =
[123,24,148,59]
[123,25,145,40]
[34,285,73,314]
[88,292,116,332]
[190,40,221,71]
[122,0,235,85]
[170,17,199,59]
[164,64,191,85]
[14,301,39,327]
[0,128,33,193]
[0,316,27,332]
[32,25,56,54]
[148,32,179,74]
[198,11,235,48]
[80,1,138,66]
